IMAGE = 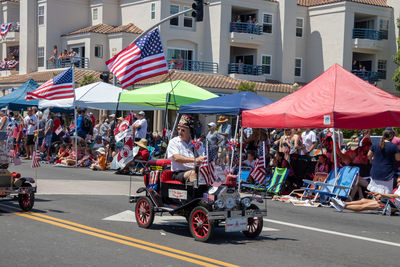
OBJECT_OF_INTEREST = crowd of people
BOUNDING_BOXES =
[48,45,81,68]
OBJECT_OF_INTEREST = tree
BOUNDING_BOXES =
[79,74,97,87]
[393,18,400,91]
[237,81,256,93]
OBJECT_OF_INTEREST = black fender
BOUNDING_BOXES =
[131,187,161,207]
[171,198,211,215]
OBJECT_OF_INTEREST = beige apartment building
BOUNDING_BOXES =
[0,0,399,96]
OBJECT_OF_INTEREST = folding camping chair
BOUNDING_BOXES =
[289,172,329,200]
[241,167,289,196]
[381,187,400,216]
[237,166,252,183]
[314,166,359,204]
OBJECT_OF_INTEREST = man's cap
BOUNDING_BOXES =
[138,111,145,116]
[109,114,115,117]
[96,147,106,154]
[208,122,216,128]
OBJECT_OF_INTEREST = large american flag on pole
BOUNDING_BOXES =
[26,68,74,101]
[106,28,168,89]
[31,149,41,168]
[199,156,216,186]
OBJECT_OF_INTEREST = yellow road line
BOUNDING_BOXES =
[16,212,221,267]
[28,212,238,267]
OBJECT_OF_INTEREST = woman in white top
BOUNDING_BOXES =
[0,111,8,144]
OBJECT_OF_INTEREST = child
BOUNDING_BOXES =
[243,150,256,168]
[315,154,330,173]
[77,148,95,167]
[90,147,106,171]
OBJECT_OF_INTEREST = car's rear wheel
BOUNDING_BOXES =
[242,204,263,238]
[135,197,154,228]
[189,206,214,242]
[18,183,35,212]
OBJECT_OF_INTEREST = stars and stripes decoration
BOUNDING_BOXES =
[199,156,217,186]
[249,141,267,184]
[31,149,41,168]
[0,23,12,36]
[149,170,160,185]
[106,28,168,89]
[26,68,74,101]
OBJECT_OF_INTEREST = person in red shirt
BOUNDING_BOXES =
[52,114,62,142]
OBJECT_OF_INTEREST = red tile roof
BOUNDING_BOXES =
[0,69,295,94]
[63,23,142,36]
[297,0,388,7]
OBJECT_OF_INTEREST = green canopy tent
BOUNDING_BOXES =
[119,80,218,110]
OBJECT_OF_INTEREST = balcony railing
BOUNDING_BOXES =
[352,28,383,40]
[167,59,218,73]
[46,57,89,69]
[230,22,262,35]
[351,70,382,83]
[228,63,267,76]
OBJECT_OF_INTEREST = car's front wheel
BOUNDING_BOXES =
[135,197,154,228]
[189,206,214,242]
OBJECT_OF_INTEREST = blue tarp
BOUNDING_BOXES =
[0,79,72,113]
[178,91,275,115]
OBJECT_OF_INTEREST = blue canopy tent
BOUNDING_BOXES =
[178,91,275,169]
[179,91,275,115]
[0,79,72,113]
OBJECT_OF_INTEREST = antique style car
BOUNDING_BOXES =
[130,159,267,242]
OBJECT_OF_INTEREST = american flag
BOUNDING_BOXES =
[199,156,216,186]
[106,28,168,89]
[249,157,267,184]
[26,68,74,101]
[149,170,160,185]
[31,149,41,168]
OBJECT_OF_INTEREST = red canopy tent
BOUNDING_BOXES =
[242,64,400,129]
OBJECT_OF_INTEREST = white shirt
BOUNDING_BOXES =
[301,130,317,154]
[24,114,38,135]
[167,136,205,172]
[134,118,147,139]
[394,187,400,202]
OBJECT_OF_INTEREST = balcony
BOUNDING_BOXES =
[230,22,262,35]
[229,22,265,47]
[0,22,20,43]
[46,57,89,69]
[352,28,385,51]
[167,59,218,74]
[351,70,383,84]
[228,63,266,76]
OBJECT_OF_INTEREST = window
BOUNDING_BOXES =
[295,58,302,77]
[262,13,272,33]
[151,3,156,20]
[38,5,45,25]
[261,55,271,75]
[296,18,303,37]
[184,7,193,28]
[95,45,103,58]
[170,5,179,26]
[379,19,389,40]
[377,60,387,79]
[93,8,98,20]
[38,47,44,67]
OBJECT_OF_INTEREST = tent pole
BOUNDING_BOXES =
[72,66,78,167]
[230,115,240,171]
[170,113,179,140]
[332,127,338,187]
[164,93,169,138]
[238,127,243,190]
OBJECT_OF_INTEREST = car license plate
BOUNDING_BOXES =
[225,217,247,232]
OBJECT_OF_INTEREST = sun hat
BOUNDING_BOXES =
[135,138,148,149]
[208,122,216,128]
[217,115,228,123]
[96,147,106,154]
[117,117,123,121]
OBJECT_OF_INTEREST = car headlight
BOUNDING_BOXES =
[241,197,251,208]
[215,199,224,209]
[225,197,235,209]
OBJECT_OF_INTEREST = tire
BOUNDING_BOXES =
[242,204,263,238]
[135,197,154,228]
[189,206,214,242]
[18,183,35,212]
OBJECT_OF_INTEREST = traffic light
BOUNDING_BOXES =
[192,0,203,22]
[99,71,110,83]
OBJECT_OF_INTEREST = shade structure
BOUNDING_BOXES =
[0,79,39,110]
[242,64,400,129]
[39,82,162,111]
[179,91,275,115]
[119,80,218,110]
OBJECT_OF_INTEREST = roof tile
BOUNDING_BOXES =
[297,0,388,7]
[63,23,142,36]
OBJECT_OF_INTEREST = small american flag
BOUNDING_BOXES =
[149,170,160,185]
[26,68,74,101]
[106,28,168,88]
[31,149,41,168]
[199,156,216,186]
[249,157,267,184]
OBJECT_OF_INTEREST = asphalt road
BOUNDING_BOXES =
[0,161,399,267]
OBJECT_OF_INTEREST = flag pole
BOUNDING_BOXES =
[238,127,243,190]
[34,109,39,181]
[229,115,240,171]
[72,65,77,167]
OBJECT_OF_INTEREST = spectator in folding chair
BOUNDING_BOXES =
[331,177,400,212]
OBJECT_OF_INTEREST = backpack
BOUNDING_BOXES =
[82,116,93,134]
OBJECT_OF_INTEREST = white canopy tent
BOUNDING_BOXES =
[38,82,162,111]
